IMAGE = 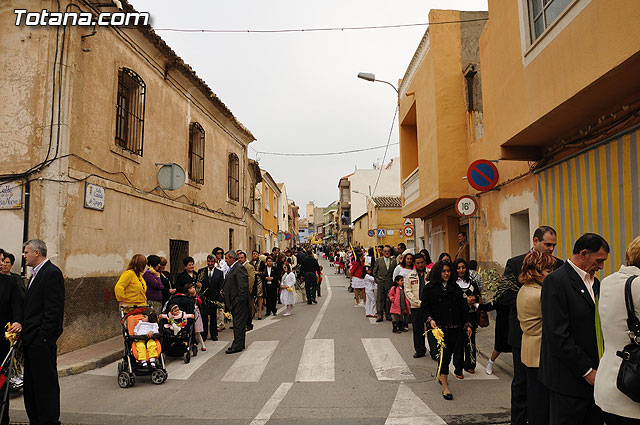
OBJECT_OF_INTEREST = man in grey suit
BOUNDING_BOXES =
[223,250,249,354]
[373,245,397,322]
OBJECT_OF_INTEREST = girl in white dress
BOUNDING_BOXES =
[363,266,377,318]
[280,263,297,316]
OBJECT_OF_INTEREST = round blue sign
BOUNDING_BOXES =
[367,230,375,237]
[467,159,499,191]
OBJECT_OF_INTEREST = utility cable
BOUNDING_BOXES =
[153,18,488,34]
[371,105,399,197]
[251,142,399,157]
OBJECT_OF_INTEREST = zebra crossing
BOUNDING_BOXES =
[85,336,497,383]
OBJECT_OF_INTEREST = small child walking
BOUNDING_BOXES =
[280,263,297,316]
[133,311,160,368]
[363,266,377,318]
[185,283,206,351]
[388,276,411,334]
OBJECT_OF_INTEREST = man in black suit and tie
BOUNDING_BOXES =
[22,239,65,425]
[0,250,23,425]
[373,245,397,322]
[500,226,563,425]
[223,250,249,354]
[540,233,609,425]
[197,254,224,342]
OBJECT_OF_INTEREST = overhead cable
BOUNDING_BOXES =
[250,142,399,157]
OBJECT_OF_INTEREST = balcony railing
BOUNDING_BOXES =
[402,168,419,205]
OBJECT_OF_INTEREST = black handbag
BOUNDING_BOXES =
[616,275,640,402]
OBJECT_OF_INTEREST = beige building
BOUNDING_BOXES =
[0,0,261,352]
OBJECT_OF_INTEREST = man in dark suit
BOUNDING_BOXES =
[373,245,397,322]
[0,250,23,425]
[500,226,563,425]
[540,233,609,425]
[22,239,65,425]
[197,254,223,342]
[300,250,321,304]
[223,250,249,354]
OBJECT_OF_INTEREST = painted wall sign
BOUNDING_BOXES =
[84,183,106,211]
[467,159,499,191]
[0,181,23,210]
[455,195,478,217]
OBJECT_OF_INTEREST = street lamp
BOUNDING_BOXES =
[357,72,399,94]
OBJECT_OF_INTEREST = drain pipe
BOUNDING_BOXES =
[20,178,30,276]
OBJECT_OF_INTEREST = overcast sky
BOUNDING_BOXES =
[128,0,488,213]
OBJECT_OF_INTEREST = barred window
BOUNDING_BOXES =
[188,122,205,184]
[228,153,239,201]
[115,68,145,156]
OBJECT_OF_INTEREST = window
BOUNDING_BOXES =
[188,122,205,184]
[528,0,572,41]
[115,68,146,155]
[228,153,239,201]
[228,228,234,251]
[250,183,256,213]
[510,210,531,256]
[169,239,189,282]
[274,194,277,217]
[264,187,270,211]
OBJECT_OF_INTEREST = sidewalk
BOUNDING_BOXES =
[57,335,122,377]
[474,311,514,377]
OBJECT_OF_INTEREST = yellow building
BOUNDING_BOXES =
[473,0,640,274]
[352,213,370,248]
[260,170,280,253]
[366,197,410,249]
[399,9,488,259]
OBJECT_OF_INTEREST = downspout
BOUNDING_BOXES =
[20,178,30,276]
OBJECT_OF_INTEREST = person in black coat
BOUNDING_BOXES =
[300,250,321,304]
[0,251,23,425]
[421,260,470,401]
[197,254,224,341]
[499,226,563,425]
[223,251,249,354]
[259,256,281,316]
[175,256,198,295]
[22,239,65,425]
[540,233,609,425]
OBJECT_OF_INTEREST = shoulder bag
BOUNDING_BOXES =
[616,275,640,402]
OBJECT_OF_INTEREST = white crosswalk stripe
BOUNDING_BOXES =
[362,338,416,381]
[221,340,279,382]
[295,339,335,382]
[166,340,228,379]
[385,383,447,425]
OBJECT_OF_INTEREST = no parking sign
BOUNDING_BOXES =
[467,159,499,191]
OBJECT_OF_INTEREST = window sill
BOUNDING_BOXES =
[111,145,141,163]
[227,198,239,206]
[186,180,202,190]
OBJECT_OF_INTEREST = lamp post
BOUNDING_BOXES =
[357,72,399,94]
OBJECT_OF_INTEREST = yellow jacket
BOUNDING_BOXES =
[114,269,147,306]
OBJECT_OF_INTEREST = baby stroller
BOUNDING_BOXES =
[117,305,168,388]
[160,294,198,364]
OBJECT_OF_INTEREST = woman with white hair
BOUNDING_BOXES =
[594,236,640,424]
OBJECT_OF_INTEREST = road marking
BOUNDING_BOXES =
[249,382,293,425]
[295,339,334,382]
[221,340,279,382]
[457,362,499,380]
[304,273,333,340]
[166,340,228,380]
[361,338,415,381]
[385,383,446,425]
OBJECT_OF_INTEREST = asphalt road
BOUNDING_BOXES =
[9,259,510,424]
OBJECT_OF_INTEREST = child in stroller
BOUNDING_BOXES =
[118,306,168,388]
[159,294,198,363]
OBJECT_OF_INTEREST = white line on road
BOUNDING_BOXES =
[166,340,228,380]
[304,272,333,340]
[249,382,293,425]
[361,338,415,381]
[385,383,447,425]
[221,340,279,382]
[295,338,335,382]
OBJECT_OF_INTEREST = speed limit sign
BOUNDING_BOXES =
[455,195,478,217]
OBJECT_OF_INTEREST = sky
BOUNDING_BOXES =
[128,0,488,213]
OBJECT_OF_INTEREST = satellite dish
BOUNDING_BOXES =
[156,163,186,190]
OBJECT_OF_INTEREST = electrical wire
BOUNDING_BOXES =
[152,18,489,34]
[251,142,399,157]
[371,105,399,197]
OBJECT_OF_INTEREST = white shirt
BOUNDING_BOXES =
[28,258,49,288]
[133,321,159,335]
[216,259,229,275]
[567,259,596,302]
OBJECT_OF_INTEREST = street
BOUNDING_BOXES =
[9,259,510,425]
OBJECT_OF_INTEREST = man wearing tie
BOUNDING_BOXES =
[22,239,65,425]
[223,250,249,354]
[373,245,397,322]
[197,255,223,342]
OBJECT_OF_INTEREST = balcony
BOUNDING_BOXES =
[402,168,419,205]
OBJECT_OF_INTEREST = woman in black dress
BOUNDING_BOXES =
[421,260,471,400]
[452,258,482,376]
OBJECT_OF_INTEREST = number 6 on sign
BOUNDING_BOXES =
[455,195,478,217]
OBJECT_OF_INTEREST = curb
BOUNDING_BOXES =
[57,349,122,377]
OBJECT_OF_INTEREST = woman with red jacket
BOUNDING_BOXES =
[350,251,366,306]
